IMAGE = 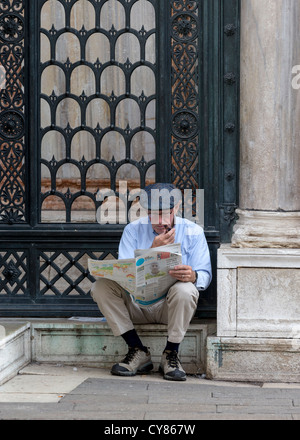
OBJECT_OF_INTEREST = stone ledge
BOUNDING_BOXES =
[0,321,31,386]
[206,337,300,383]
[0,318,216,384]
[218,244,300,269]
[31,318,216,374]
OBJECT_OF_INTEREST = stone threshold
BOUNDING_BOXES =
[0,318,216,386]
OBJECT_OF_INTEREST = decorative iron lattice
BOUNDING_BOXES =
[170,0,200,191]
[0,0,26,223]
[0,251,28,295]
[39,249,117,296]
[39,0,157,224]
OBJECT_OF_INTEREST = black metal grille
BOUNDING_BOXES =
[39,0,157,224]
[170,1,200,191]
[39,249,116,297]
[0,0,240,317]
[0,250,28,295]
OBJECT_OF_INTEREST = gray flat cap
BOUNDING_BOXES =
[139,183,182,210]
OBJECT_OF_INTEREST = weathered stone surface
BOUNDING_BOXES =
[207,337,300,383]
[239,0,300,213]
[232,210,300,249]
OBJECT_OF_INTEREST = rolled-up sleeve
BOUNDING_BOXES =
[183,227,212,291]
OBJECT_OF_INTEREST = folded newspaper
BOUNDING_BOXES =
[88,243,182,307]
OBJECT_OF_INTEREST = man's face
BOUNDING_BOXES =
[148,208,175,235]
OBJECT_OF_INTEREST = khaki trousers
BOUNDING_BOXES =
[91,278,199,344]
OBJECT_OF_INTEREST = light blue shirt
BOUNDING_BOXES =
[118,216,212,291]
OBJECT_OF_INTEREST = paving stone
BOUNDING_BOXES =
[216,404,300,415]
[1,364,300,420]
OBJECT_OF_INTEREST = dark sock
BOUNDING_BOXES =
[121,329,148,352]
[164,340,180,353]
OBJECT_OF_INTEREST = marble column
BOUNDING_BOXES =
[232,0,300,248]
[206,0,300,383]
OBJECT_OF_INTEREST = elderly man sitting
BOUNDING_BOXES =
[91,183,211,381]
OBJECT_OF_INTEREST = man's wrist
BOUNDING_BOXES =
[193,270,198,285]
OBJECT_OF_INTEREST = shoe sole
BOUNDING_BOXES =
[111,361,153,377]
[159,366,187,381]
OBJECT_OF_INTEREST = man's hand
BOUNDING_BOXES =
[169,264,196,283]
[151,228,175,248]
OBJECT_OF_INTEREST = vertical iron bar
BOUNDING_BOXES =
[27,0,39,227]
[156,0,171,182]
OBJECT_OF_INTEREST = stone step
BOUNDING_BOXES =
[0,318,216,384]
[0,321,31,386]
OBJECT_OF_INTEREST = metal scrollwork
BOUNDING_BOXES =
[170,1,200,190]
[0,110,24,139]
[171,13,198,42]
[172,111,198,139]
[3,260,21,285]
[0,0,26,223]
[0,13,24,42]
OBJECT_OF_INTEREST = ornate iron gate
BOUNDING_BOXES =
[0,0,240,317]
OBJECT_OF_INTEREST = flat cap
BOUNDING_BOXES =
[139,183,182,210]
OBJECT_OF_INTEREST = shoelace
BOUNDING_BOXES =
[166,351,180,368]
[123,347,139,364]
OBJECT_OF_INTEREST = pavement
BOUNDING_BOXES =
[0,363,300,422]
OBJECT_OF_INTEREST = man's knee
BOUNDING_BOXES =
[91,278,117,303]
[167,282,199,306]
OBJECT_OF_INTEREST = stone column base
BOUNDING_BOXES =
[206,337,300,383]
[210,245,300,382]
[231,210,300,248]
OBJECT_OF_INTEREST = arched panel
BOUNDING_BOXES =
[71,131,96,161]
[131,0,156,30]
[56,98,81,128]
[86,33,110,64]
[56,33,81,63]
[115,34,140,64]
[70,65,95,96]
[100,0,125,30]
[86,98,110,128]
[131,66,155,97]
[100,66,125,96]
[115,98,140,129]
[70,0,95,30]
[41,65,66,96]
[71,196,96,223]
[86,163,111,184]
[101,131,125,162]
[41,131,66,161]
[131,131,155,162]
[41,195,66,223]
[41,0,65,30]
